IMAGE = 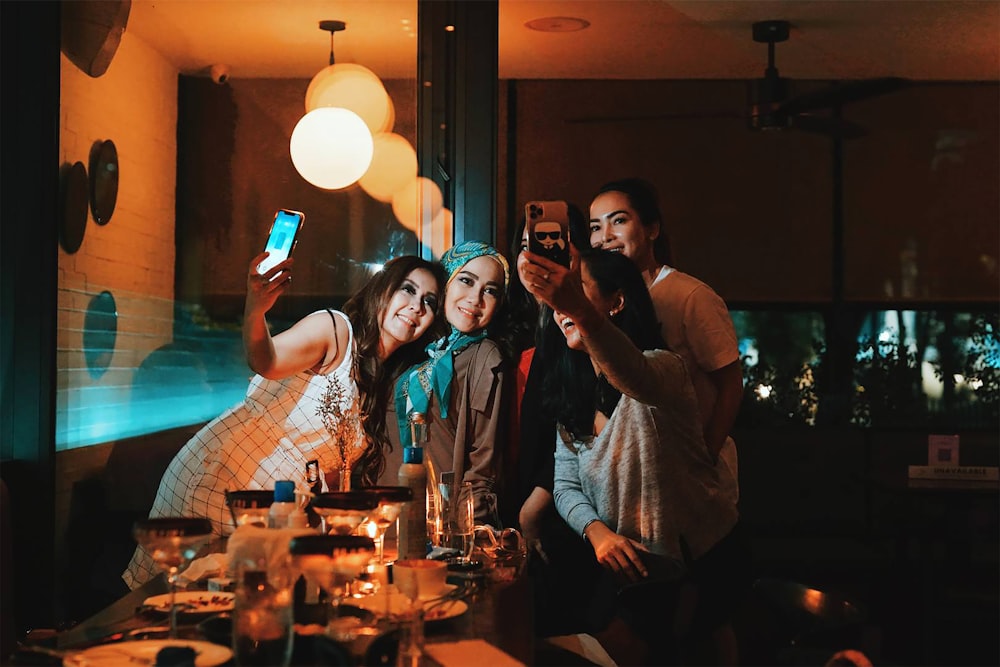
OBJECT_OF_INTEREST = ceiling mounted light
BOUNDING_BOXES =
[525,16,590,33]
[305,20,393,135]
[290,107,374,190]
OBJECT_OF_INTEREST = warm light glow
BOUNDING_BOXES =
[359,133,417,202]
[429,206,454,259]
[391,176,443,233]
[755,383,773,400]
[289,108,374,190]
[305,63,393,134]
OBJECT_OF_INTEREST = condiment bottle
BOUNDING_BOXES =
[397,413,429,559]
[268,480,296,528]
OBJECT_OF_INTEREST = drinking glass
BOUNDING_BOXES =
[359,486,413,564]
[310,491,378,536]
[288,534,376,642]
[132,517,213,638]
[439,480,475,564]
[225,490,274,528]
[232,565,294,666]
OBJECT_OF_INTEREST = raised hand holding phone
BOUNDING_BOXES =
[257,209,304,278]
[525,200,570,267]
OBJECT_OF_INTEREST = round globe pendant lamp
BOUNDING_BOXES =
[391,176,443,233]
[359,133,418,202]
[289,107,374,190]
[305,21,394,135]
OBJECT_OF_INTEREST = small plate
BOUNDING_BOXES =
[64,639,232,666]
[351,587,467,622]
[418,582,458,602]
[143,591,235,614]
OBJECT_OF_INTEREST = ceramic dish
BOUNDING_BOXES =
[351,587,467,622]
[63,639,232,666]
[142,591,235,614]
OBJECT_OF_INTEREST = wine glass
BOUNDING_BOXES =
[310,491,379,536]
[225,489,274,528]
[132,517,214,638]
[359,486,413,564]
[288,534,376,642]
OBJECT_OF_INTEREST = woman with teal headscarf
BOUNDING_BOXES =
[393,240,510,522]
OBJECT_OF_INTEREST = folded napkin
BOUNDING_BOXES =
[177,552,229,586]
[226,524,315,582]
[424,640,525,667]
[546,634,618,667]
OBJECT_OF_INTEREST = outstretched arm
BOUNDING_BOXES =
[243,253,345,379]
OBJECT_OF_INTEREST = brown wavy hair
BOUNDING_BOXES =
[342,255,448,485]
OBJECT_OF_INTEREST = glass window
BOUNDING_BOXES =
[56,3,421,451]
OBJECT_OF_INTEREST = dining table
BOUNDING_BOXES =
[19,537,599,667]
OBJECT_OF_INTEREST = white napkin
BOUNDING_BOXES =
[546,634,618,667]
[225,524,315,580]
[177,552,229,586]
[424,640,525,667]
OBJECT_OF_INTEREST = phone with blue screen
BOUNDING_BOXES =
[257,209,304,277]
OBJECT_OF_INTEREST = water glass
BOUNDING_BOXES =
[232,568,294,666]
[440,479,475,563]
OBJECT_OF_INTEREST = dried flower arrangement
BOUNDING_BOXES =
[316,374,364,490]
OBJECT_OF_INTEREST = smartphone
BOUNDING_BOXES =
[256,209,304,276]
[525,200,570,267]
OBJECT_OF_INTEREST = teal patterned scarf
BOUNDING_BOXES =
[394,327,487,447]
[393,241,508,448]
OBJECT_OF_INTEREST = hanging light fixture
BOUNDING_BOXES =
[305,20,393,134]
[290,107,374,190]
[290,20,380,190]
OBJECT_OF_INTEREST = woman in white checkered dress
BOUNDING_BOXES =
[123,253,447,589]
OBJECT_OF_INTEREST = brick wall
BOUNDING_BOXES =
[55,30,179,615]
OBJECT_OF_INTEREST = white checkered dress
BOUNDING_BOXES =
[123,311,359,589]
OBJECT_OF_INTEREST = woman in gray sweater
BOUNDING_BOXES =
[518,247,749,665]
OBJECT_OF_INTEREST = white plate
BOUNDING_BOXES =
[64,639,232,666]
[418,582,458,602]
[143,591,235,614]
[350,586,467,622]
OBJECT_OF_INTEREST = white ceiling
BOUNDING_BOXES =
[127,0,999,81]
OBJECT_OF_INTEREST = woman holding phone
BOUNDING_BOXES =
[124,252,446,589]
[519,247,748,665]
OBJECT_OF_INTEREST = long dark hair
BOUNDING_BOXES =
[342,255,448,484]
[541,249,665,440]
[596,177,673,266]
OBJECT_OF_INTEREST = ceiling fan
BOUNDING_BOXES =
[568,20,909,140]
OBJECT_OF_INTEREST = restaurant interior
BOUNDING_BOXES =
[2,1,998,665]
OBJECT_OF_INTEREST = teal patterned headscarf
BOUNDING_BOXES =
[440,240,510,290]
[393,241,509,448]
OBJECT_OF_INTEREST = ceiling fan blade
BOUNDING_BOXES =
[779,77,909,115]
[565,110,743,124]
[791,113,868,140]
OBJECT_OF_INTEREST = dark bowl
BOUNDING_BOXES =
[358,485,413,504]
[288,534,375,555]
[310,491,380,511]
[225,489,275,510]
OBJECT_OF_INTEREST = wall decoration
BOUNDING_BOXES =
[61,0,132,78]
[89,139,119,225]
[59,161,89,254]
[84,290,118,379]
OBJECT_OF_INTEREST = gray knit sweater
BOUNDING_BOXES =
[552,319,739,565]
